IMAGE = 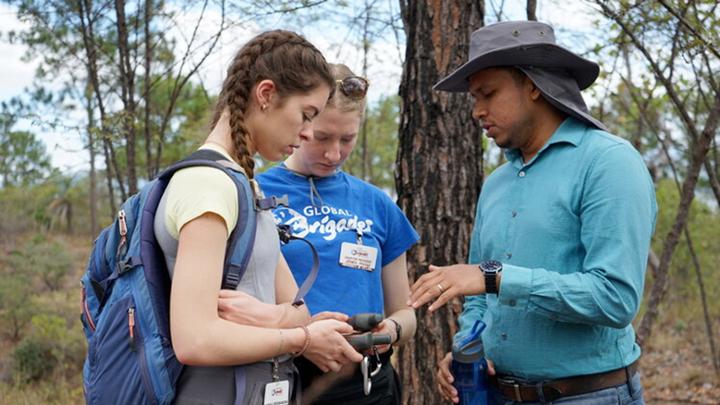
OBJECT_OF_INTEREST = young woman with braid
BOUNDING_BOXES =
[154,31,362,405]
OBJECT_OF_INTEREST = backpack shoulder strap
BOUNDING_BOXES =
[159,149,257,290]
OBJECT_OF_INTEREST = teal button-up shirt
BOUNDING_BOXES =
[456,118,657,380]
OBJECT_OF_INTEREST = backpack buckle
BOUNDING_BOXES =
[223,272,241,290]
[277,224,293,244]
[255,194,289,210]
[116,257,141,276]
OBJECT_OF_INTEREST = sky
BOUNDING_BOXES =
[0,1,603,173]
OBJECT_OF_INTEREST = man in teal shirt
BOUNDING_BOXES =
[409,21,656,404]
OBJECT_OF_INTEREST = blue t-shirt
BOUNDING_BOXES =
[456,118,657,380]
[257,166,419,316]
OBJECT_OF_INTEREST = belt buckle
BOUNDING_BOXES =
[497,377,524,402]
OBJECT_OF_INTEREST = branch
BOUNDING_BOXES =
[657,0,720,60]
[638,91,720,346]
[153,0,226,173]
[595,1,701,142]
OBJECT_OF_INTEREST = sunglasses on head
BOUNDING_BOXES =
[336,76,369,100]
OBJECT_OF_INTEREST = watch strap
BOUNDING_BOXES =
[485,270,498,294]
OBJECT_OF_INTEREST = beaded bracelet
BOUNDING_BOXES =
[292,325,311,357]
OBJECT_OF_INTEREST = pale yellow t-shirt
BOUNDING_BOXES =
[162,143,238,238]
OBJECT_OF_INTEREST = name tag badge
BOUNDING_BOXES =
[339,242,378,271]
[263,380,289,405]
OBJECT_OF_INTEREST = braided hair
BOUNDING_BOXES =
[211,30,334,178]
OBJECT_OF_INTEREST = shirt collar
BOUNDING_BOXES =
[504,117,586,166]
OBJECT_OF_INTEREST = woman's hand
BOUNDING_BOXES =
[303,319,363,372]
[408,264,485,311]
[218,289,283,328]
[311,311,349,323]
[369,319,396,354]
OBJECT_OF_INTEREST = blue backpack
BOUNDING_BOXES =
[80,149,259,404]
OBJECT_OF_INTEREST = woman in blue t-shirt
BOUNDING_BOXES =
[254,64,419,404]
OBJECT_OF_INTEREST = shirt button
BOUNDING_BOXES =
[501,333,508,340]
[509,299,516,306]
[518,171,526,177]
[506,252,512,259]
[511,210,517,217]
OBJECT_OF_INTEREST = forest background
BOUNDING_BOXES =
[0,0,718,404]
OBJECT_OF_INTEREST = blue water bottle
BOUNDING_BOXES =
[451,320,488,405]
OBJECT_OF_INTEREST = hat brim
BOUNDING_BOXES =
[433,44,599,92]
[519,66,607,132]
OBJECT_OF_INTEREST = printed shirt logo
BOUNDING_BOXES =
[273,205,373,241]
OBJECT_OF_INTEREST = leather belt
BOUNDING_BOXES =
[488,359,639,402]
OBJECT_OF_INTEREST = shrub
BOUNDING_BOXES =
[0,269,35,341]
[7,234,73,291]
[12,338,56,382]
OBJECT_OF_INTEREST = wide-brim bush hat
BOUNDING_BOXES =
[434,20,607,131]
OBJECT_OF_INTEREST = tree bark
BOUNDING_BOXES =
[396,1,484,404]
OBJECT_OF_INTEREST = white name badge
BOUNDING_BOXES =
[339,242,378,271]
[263,380,289,405]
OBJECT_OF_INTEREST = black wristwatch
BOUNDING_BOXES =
[479,260,503,294]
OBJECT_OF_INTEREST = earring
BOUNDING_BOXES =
[261,103,268,111]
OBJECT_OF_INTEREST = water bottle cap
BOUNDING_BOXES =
[451,320,485,362]
[452,339,484,362]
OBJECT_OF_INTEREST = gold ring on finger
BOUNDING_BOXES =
[437,283,444,293]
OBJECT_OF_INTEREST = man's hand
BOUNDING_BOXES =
[437,352,459,403]
[408,264,485,311]
[437,352,496,403]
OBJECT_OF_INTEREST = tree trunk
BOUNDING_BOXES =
[115,0,138,194]
[77,0,127,207]
[361,0,370,182]
[526,0,537,21]
[144,0,154,179]
[684,228,720,374]
[704,158,720,208]
[638,93,720,346]
[86,81,98,235]
[396,1,484,404]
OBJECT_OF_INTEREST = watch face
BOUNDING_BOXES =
[481,260,503,273]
